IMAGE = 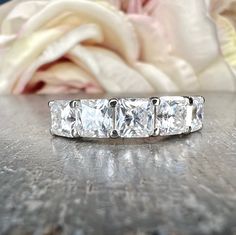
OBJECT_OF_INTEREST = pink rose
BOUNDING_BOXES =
[0,0,235,94]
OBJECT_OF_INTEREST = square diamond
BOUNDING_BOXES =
[77,99,113,138]
[116,98,154,138]
[191,96,204,132]
[157,96,188,136]
[50,101,76,137]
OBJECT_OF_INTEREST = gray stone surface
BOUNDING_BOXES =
[0,93,236,235]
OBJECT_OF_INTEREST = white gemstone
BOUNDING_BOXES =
[157,96,188,136]
[77,99,112,138]
[50,101,76,137]
[191,96,204,132]
[116,98,154,138]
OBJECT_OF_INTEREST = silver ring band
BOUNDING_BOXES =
[48,96,204,139]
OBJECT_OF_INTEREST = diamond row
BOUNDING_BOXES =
[49,96,204,138]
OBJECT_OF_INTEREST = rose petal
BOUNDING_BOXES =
[130,15,199,91]
[209,0,236,16]
[0,34,16,46]
[216,15,236,71]
[134,62,179,92]
[1,1,47,34]
[198,58,236,90]
[68,45,154,93]
[37,84,80,94]
[29,62,102,94]
[153,0,220,71]
[0,0,26,28]
[13,24,103,93]
[157,56,200,91]
[129,15,169,62]
[107,0,158,14]
[0,26,68,94]
[153,0,236,90]
[20,0,139,63]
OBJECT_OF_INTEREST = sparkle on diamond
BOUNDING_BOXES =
[157,97,188,136]
[116,98,154,138]
[191,96,204,132]
[50,101,76,137]
[77,99,113,138]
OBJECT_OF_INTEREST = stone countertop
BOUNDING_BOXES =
[0,93,235,235]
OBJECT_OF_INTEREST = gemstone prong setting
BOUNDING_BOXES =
[150,97,160,106]
[48,101,54,108]
[152,128,160,137]
[184,96,193,106]
[110,130,119,139]
[49,96,204,139]
[184,126,192,135]
[109,98,118,108]
[69,100,79,108]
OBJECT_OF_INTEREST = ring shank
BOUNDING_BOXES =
[49,96,204,139]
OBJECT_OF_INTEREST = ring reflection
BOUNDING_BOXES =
[51,134,203,183]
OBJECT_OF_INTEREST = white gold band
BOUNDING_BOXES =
[49,96,204,139]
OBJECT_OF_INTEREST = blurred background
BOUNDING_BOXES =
[0,0,235,94]
[0,0,10,4]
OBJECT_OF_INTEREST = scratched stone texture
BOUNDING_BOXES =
[0,92,236,235]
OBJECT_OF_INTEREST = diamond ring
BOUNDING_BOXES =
[48,96,204,139]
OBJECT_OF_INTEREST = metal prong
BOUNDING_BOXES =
[48,101,54,107]
[184,126,192,135]
[69,100,79,108]
[49,128,55,136]
[152,128,160,137]
[150,97,160,106]
[109,98,118,108]
[184,96,193,106]
[110,130,119,139]
[71,128,79,138]
[201,96,205,103]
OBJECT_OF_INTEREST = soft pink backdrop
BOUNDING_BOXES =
[0,0,235,94]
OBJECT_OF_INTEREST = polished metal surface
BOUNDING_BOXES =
[49,96,204,139]
[0,93,236,235]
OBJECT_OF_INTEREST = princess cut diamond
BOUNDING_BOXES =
[50,101,76,137]
[157,96,188,136]
[191,96,204,132]
[116,98,154,138]
[49,95,204,139]
[77,99,113,138]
